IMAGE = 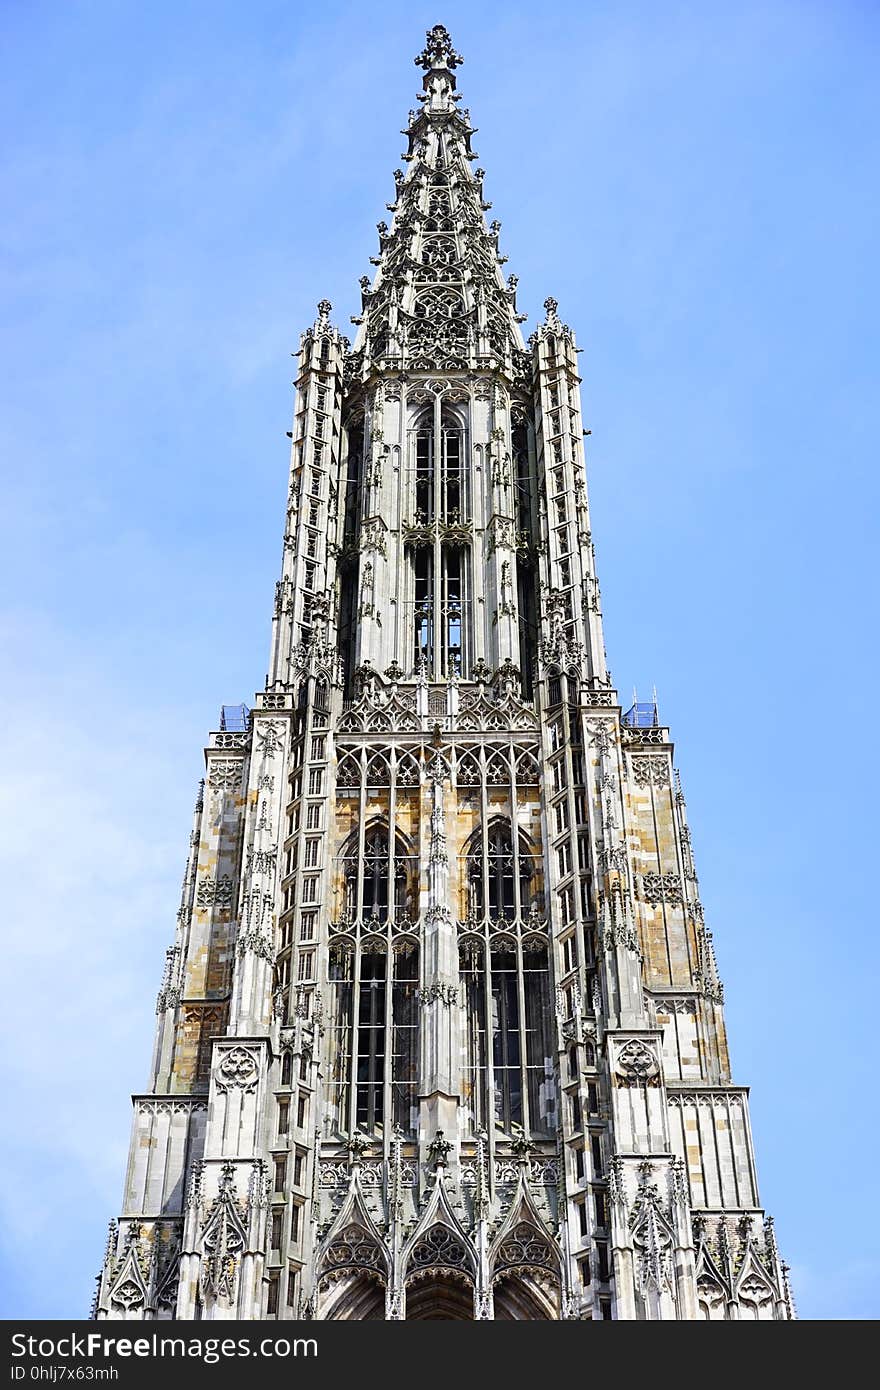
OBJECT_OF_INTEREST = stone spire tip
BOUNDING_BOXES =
[415,24,463,71]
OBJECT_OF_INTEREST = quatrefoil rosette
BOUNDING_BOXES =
[215,1046,260,1093]
[615,1038,661,1082]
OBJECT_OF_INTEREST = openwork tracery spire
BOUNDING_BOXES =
[349,23,526,382]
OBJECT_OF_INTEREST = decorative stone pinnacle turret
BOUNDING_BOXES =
[415,24,463,71]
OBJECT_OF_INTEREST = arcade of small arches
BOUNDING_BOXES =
[316,1218,562,1321]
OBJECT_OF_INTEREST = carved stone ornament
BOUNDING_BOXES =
[196,874,234,910]
[215,1047,260,1094]
[409,1224,468,1270]
[616,1038,660,1083]
[417,982,460,1007]
[208,759,243,789]
[255,720,285,758]
[322,1224,385,1281]
[630,755,671,789]
[200,1165,247,1304]
[109,1278,144,1313]
[495,1222,558,1277]
[427,1130,454,1169]
[642,871,683,905]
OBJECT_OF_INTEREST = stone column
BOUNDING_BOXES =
[418,748,461,1162]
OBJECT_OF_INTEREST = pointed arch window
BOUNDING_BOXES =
[407,404,472,679]
[326,823,420,1140]
[326,940,420,1141]
[410,405,469,525]
[342,823,412,924]
[460,822,555,1140]
[351,825,407,922]
[467,822,533,922]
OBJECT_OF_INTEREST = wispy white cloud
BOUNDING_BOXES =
[0,613,201,1315]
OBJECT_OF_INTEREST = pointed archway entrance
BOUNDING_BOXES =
[493,1272,558,1319]
[405,1272,475,1320]
[320,1271,386,1320]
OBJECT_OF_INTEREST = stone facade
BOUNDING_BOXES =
[92,26,794,1322]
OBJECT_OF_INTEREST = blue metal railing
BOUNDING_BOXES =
[219,703,251,732]
[622,701,659,729]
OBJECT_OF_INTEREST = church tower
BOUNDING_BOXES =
[93,25,795,1322]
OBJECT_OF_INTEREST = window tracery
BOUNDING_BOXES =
[325,824,420,1138]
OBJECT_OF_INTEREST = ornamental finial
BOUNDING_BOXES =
[316,299,332,325]
[415,24,463,71]
[427,1128,454,1170]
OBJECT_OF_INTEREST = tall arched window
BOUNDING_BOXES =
[344,824,408,922]
[460,822,555,1139]
[326,939,419,1139]
[325,825,420,1139]
[412,406,468,524]
[467,822,533,921]
[407,404,471,678]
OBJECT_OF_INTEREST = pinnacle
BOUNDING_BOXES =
[346,26,528,376]
[415,24,463,72]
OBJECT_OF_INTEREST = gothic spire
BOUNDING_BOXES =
[349,24,527,380]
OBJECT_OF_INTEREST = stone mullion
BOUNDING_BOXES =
[469,385,488,671]
[383,917,394,1147]
[489,385,519,673]
[346,753,368,1138]
[383,756,399,1150]
[531,362,557,604]
[507,743,532,1136]
[401,405,416,674]
[562,689,586,918]
[390,383,406,671]
[508,743,523,922]
[291,685,332,1026]
[432,390,443,679]
[461,538,473,679]
[478,758,495,1166]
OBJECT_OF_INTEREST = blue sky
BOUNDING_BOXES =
[1,0,878,1320]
